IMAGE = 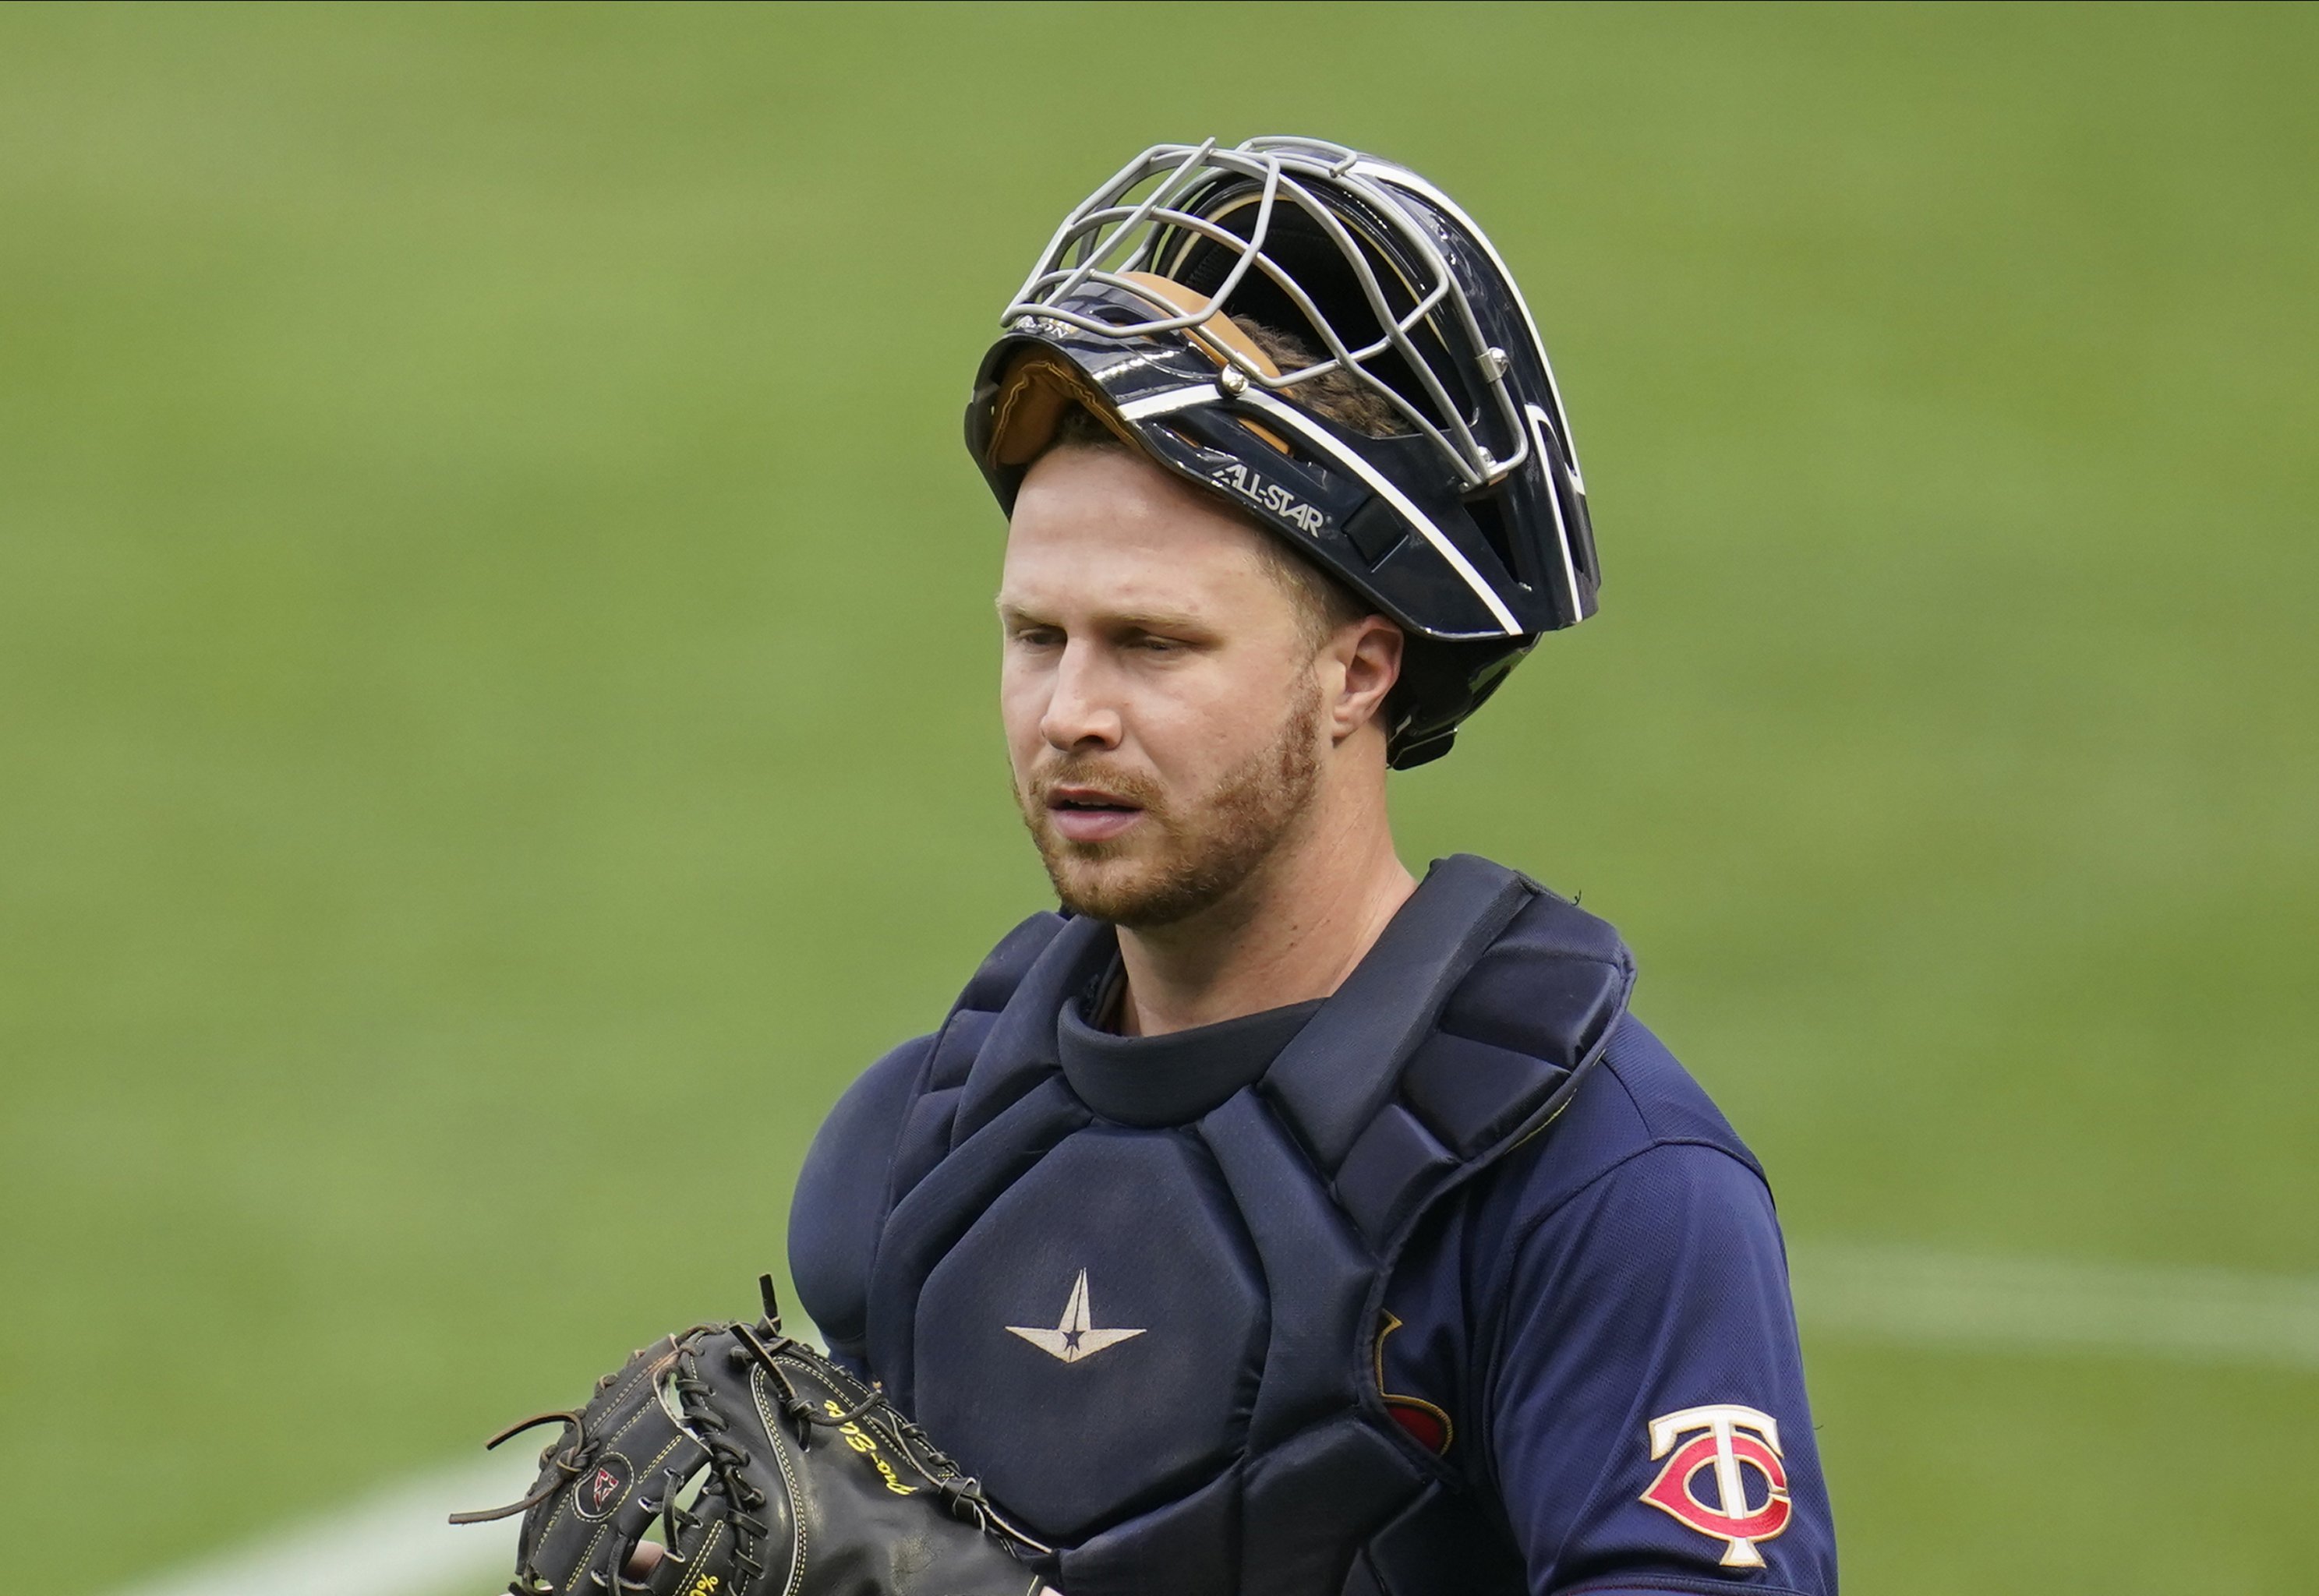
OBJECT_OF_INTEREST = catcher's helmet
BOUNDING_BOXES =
[965,136,1599,768]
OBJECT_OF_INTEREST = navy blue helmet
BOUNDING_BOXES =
[966,136,1599,768]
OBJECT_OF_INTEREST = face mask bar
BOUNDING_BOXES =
[1002,136,1532,494]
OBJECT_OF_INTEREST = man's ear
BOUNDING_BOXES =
[1329,616,1404,743]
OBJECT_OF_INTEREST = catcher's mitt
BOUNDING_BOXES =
[454,1276,1052,1596]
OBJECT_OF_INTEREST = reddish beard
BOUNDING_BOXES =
[1016,682,1324,929]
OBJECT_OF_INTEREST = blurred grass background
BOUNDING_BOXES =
[1,3,2313,1591]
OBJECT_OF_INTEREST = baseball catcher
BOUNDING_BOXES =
[784,136,1839,1595]
[453,1277,1051,1596]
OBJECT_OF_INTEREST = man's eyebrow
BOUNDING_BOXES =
[995,600,1211,634]
[1108,609,1210,634]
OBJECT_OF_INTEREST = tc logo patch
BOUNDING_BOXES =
[574,1453,632,1521]
[1639,1404,1791,1568]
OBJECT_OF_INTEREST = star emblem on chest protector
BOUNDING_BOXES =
[1006,1269,1146,1364]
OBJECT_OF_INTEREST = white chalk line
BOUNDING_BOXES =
[105,1449,534,1596]
[1791,1242,2319,1371]
[101,1244,2319,1596]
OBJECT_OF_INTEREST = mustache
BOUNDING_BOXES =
[1024,757,1169,814]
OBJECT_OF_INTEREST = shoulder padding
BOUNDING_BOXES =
[788,912,1069,1357]
[790,1032,933,1357]
[1306,866,1635,1253]
[887,911,1073,1200]
[1465,1015,1769,1240]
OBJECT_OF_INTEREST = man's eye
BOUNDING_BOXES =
[1136,636,1183,654]
[1013,628,1063,648]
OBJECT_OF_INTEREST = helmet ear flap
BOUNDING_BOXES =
[1387,637,1531,770]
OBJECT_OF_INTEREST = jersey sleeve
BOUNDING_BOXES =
[787,1034,933,1367]
[1481,1140,1836,1596]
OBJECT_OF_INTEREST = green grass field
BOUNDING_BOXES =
[2,5,2314,1591]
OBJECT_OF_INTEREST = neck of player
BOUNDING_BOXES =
[1113,750,1413,1039]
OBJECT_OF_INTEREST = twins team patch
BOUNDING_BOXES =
[1639,1404,1792,1568]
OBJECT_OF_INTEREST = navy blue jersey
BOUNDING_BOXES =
[1376,1019,1834,1594]
[793,873,1836,1596]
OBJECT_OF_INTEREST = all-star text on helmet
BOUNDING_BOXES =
[966,136,1599,768]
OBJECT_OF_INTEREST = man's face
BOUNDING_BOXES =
[997,446,1328,927]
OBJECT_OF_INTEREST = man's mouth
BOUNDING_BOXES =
[1045,786,1147,844]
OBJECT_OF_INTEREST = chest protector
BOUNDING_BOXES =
[857,856,1633,1596]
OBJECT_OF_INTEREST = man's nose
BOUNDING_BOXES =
[1040,641,1124,751]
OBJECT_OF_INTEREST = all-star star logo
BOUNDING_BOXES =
[1006,1269,1146,1365]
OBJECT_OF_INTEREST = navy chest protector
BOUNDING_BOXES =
[832,856,1632,1596]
